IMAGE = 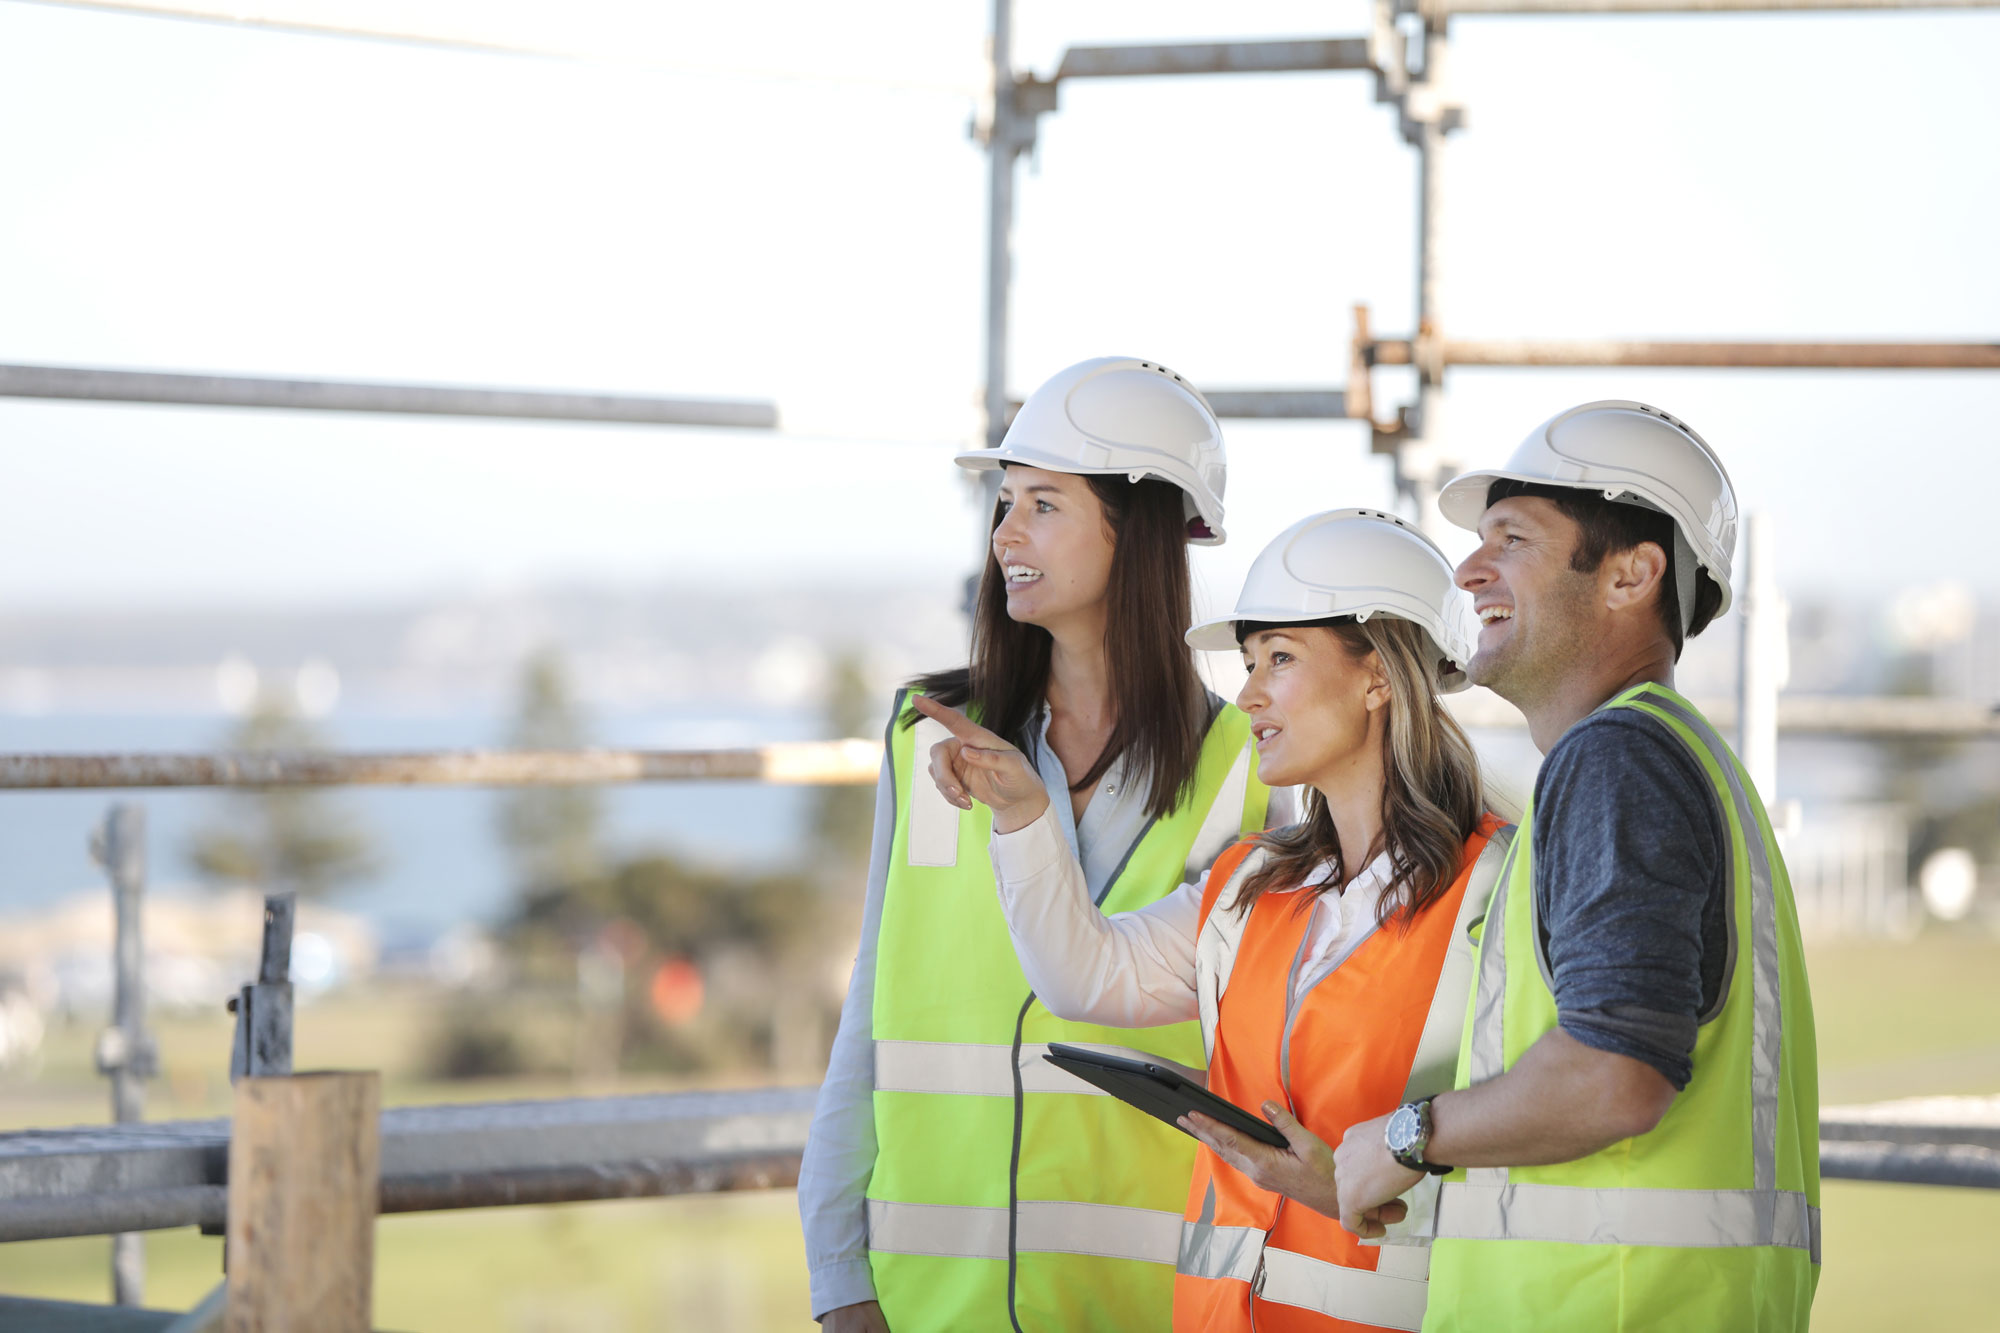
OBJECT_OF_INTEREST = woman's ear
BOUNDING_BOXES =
[1362,649,1392,713]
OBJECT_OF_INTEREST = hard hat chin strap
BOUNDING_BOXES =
[1671,527,1700,637]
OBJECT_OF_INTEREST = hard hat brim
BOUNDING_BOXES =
[1436,466,1735,619]
[953,445,1227,545]
[1185,611,1473,694]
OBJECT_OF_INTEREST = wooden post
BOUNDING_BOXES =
[227,1072,380,1333]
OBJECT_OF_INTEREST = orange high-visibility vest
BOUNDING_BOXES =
[1174,814,1508,1333]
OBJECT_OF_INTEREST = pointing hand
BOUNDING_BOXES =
[911,694,1051,834]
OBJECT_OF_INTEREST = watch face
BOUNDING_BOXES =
[1385,1104,1421,1154]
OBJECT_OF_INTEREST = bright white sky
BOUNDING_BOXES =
[0,0,1995,619]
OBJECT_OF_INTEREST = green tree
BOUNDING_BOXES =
[500,648,605,897]
[189,694,377,898]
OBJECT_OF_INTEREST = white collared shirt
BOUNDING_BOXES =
[990,805,1390,1019]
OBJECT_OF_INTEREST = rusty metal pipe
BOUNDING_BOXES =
[1432,0,2000,12]
[1369,338,2000,369]
[1055,39,1373,80]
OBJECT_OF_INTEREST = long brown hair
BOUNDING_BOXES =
[906,472,1208,821]
[1230,616,1485,928]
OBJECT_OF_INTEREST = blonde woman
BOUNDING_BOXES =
[917,509,1512,1333]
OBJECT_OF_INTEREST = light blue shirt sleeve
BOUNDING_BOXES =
[796,755,896,1320]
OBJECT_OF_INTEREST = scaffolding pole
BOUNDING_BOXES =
[1368,338,2000,369]
[0,364,776,429]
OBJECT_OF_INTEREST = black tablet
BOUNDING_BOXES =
[1044,1042,1289,1149]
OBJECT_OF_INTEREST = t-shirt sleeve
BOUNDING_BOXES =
[1532,709,1727,1091]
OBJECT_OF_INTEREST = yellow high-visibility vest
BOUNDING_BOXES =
[1425,683,1820,1332]
[867,687,1270,1332]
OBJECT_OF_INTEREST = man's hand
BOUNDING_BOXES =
[1178,1102,1343,1221]
[911,694,1050,834]
[1330,1113,1422,1239]
[820,1299,890,1333]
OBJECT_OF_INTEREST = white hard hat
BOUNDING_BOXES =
[1437,400,1738,625]
[954,356,1228,545]
[1186,508,1475,694]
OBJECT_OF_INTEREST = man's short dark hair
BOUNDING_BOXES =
[1486,479,1723,659]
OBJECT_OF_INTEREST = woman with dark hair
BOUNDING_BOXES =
[919,509,1515,1333]
[799,358,1290,1333]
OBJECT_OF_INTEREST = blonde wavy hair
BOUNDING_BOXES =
[1229,615,1488,928]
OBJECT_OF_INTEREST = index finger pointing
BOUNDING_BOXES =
[911,693,1012,749]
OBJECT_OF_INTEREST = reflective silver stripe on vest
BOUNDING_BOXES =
[1194,846,1264,1065]
[1184,739,1256,885]
[868,1198,1010,1260]
[1435,1182,1821,1261]
[867,1198,1183,1264]
[1018,1199,1184,1263]
[875,1039,1203,1097]
[906,716,961,868]
[1178,1218,1430,1332]
[1259,1246,1429,1331]
[1460,835,1520,1191]
[1638,690,1783,1194]
[1400,826,1515,1105]
[1178,1220,1264,1284]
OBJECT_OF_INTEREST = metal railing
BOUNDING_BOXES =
[1,1089,1993,1247]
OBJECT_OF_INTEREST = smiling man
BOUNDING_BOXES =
[1328,401,1820,1332]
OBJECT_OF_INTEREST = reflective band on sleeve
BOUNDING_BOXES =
[867,1198,1009,1260]
[1630,691,1783,1194]
[1258,1245,1430,1331]
[1434,1182,1820,1259]
[875,1039,1205,1098]
[1184,740,1256,884]
[1016,1199,1185,1264]
[1401,827,1514,1104]
[1177,1219,1264,1284]
[906,716,961,867]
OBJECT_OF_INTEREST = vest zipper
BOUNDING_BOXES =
[1005,992,1034,1333]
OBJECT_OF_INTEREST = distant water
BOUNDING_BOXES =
[0,705,838,946]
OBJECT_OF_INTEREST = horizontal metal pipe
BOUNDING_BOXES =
[1010,389,1353,421]
[1056,38,1373,79]
[1446,693,2000,739]
[1370,339,2000,369]
[0,1185,225,1243]
[1820,1140,2000,1190]
[378,1152,804,1214]
[1433,0,2000,12]
[1,1092,1994,1242]
[0,1155,807,1240]
[1201,389,1352,419]
[0,364,778,429]
[0,741,883,790]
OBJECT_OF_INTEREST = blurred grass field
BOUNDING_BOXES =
[1,931,1996,1330]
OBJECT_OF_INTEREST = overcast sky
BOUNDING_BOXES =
[0,0,1995,621]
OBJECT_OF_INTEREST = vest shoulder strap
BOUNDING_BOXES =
[1193,837,1265,1065]
[1397,818,1517,1105]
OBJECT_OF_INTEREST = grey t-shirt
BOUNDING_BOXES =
[1532,705,1730,1091]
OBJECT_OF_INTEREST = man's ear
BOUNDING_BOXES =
[1603,541,1668,616]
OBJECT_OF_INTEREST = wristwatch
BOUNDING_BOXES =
[1385,1096,1451,1175]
